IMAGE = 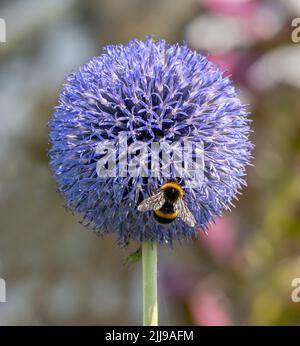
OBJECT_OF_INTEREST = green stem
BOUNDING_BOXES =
[142,241,158,326]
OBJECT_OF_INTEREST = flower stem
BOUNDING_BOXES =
[142,240,158,326]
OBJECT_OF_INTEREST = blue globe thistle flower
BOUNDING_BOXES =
[49,38,253,246]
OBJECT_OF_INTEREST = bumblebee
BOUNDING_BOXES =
[137,180,196,227]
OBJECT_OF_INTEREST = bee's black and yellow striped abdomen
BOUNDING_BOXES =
[153,181,183,225]
[154,207,177,224]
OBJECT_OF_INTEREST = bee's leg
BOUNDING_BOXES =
[151,186,157,195]
[148,178,157,194]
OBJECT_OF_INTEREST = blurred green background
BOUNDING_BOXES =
[0,0,300,325]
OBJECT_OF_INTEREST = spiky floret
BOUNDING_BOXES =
[49,38,253,246]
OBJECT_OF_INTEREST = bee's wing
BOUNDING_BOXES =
[174,198,196,227]
[137,191,165,212]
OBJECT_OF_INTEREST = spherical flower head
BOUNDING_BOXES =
[49,38,253,246]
